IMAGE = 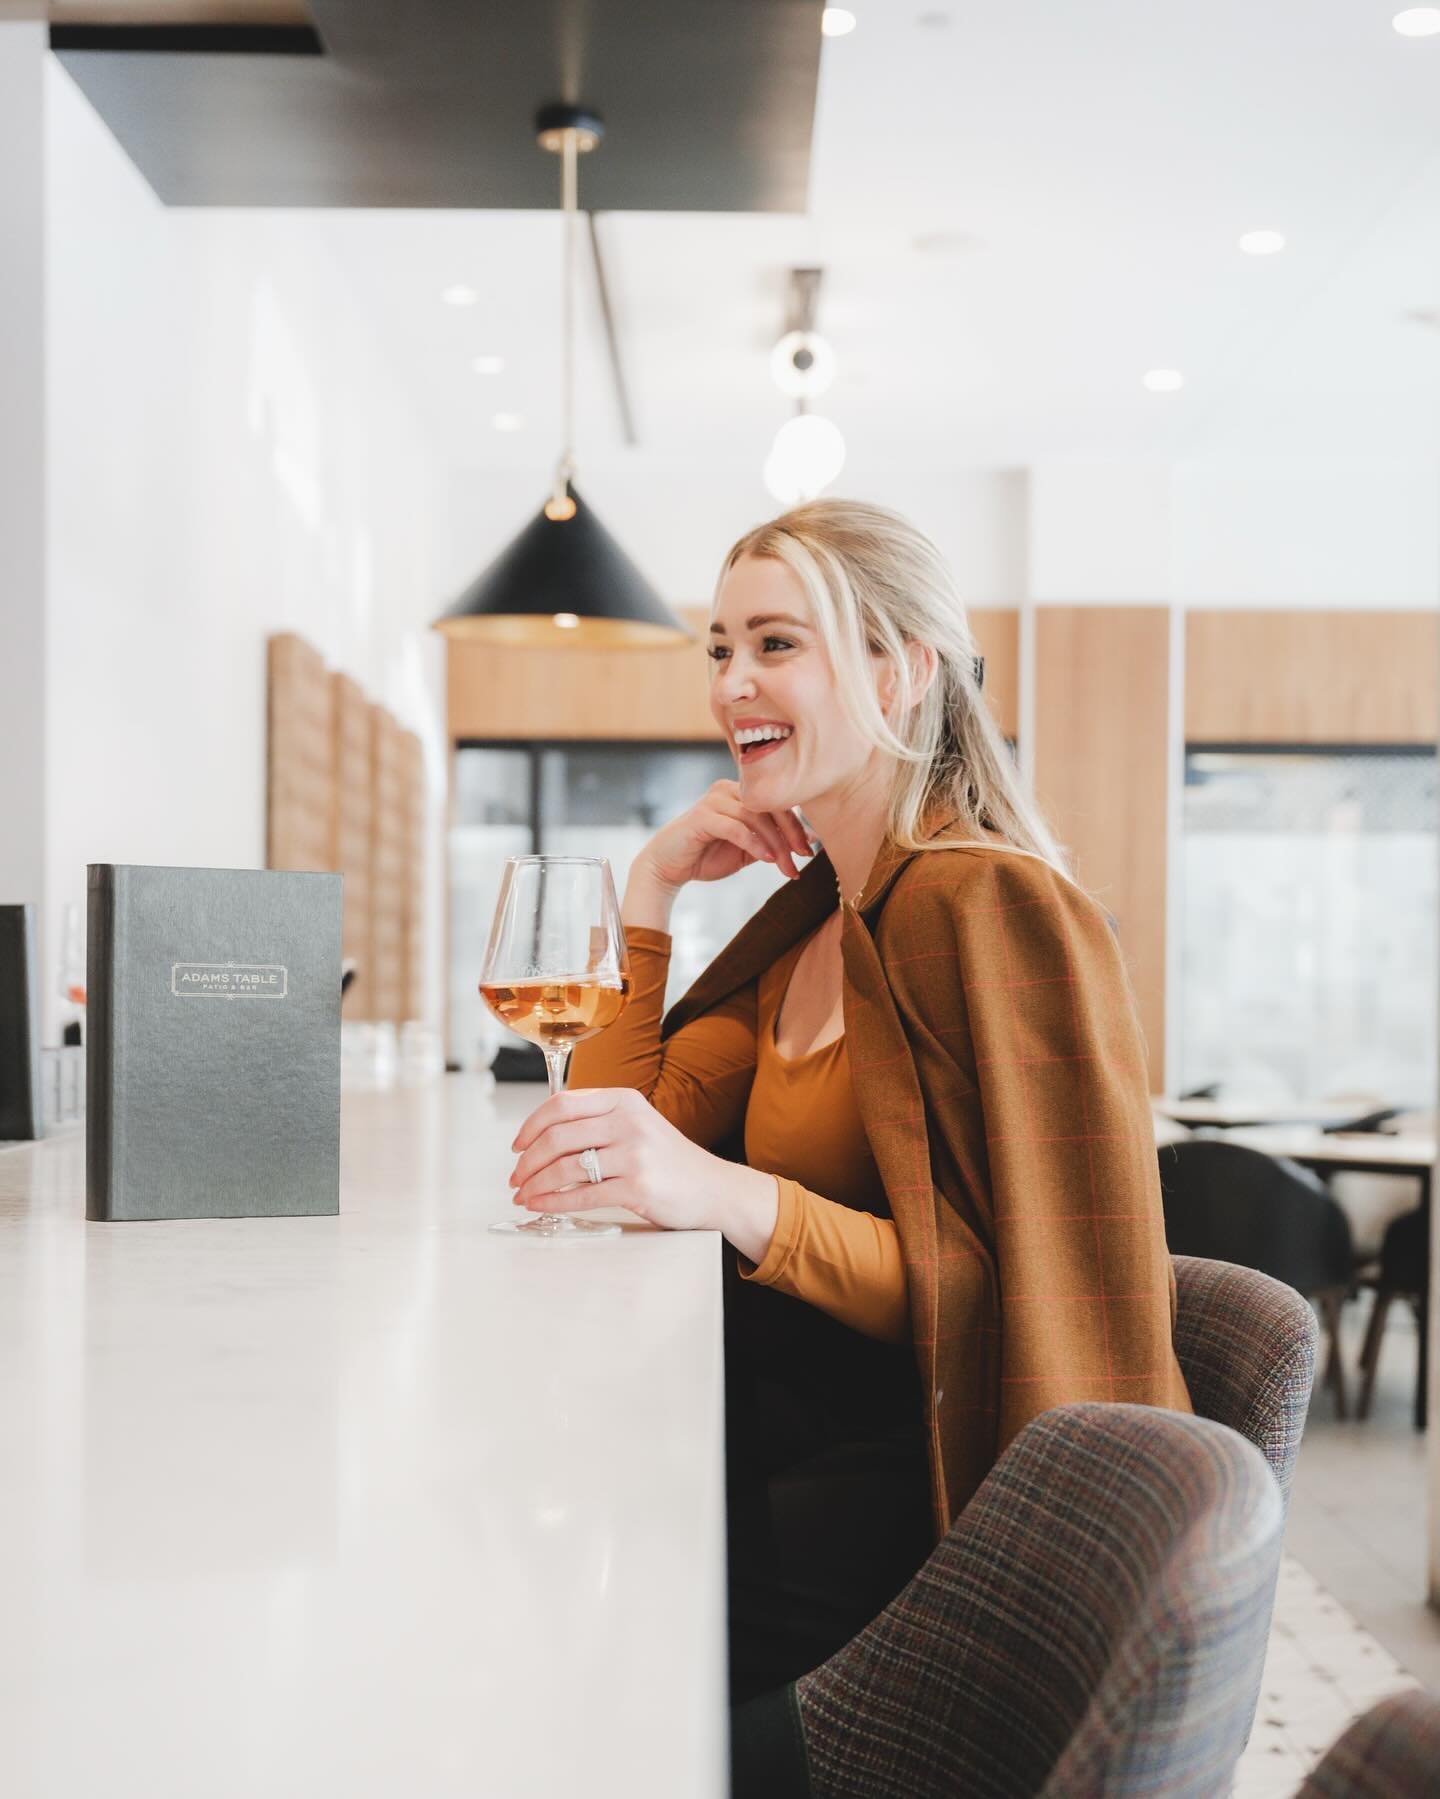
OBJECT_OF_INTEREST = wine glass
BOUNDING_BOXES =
[480,856,632,1239]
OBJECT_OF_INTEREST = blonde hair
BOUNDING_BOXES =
[719,498,1072,880]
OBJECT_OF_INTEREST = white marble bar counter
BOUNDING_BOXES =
[0,1082,727,1798]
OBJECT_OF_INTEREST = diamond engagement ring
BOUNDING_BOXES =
[580,1147,603,1185]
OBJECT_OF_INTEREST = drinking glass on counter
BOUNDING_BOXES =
[479,856,631,1239]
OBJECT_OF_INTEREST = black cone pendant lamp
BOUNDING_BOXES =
[434,105,690,649]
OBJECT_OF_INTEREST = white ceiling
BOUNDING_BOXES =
[310,0,1440,479]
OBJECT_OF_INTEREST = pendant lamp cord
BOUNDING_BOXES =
[553,127,578,510]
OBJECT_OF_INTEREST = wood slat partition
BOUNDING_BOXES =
[447,605,1022,743]
[266,633,334,872]
[1186,610,1439,744]
[1033,607,1172,1094]
[267,636,428,1026]
[401,732,427,1024]
[331,674,375,1018]
[368,704,410,1026]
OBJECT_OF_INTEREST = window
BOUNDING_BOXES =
[1179,748,1436,1105]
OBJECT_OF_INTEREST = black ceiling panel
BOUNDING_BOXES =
[51,0,823,210]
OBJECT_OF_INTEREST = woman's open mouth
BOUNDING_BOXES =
[735,726,793,765]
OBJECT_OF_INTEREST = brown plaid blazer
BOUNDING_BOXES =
[662,819,1191,1535]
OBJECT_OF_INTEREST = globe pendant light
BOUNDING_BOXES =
[433,105,690,648]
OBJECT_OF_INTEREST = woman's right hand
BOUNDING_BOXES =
[639,780,815,890]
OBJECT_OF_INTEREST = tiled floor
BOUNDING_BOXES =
[1232,1302,1437,1794]
[1233,1559,1418,1796]
[1285,1304,1440,1689]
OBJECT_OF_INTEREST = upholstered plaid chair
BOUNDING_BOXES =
[1295,1689,1440,1796]
[1171,1253,1319,1507]
[731,1403,1284,1798]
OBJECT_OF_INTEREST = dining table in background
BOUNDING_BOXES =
[1217,1125,1435,1209]
[1152,1097,1383,1132]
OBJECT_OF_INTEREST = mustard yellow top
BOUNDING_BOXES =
[568,924,909,1344]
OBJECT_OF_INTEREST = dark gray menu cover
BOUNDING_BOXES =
[86,865,341,1221]
[0,904,43,1141]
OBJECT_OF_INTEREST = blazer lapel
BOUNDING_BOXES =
[661,806,962,1037]
[660,852,837,1040]
[850,806,961,924]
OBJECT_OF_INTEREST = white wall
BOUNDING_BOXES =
[1028,462,1173,605]
[0,27,48,933]
[1172,459,1440,610]
[1027,458,1440,609]
[43,60,449,1041]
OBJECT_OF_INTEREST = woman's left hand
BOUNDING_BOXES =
[508,1086,772,1238]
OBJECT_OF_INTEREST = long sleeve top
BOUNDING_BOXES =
[569,923,911,1344]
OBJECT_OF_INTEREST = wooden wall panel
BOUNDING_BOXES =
[267,635,427,1026]
[448,607,714,741]
[368,704,410,1026]
[401,732,426,1023]
[1186,610,1438,744]
[448,604,1022,744]
[266,633,334,871]
[1034,607,1172,1094]
[971,608,1019,742]
[332,674,374,1018]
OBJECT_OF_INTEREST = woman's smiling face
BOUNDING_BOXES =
[708,554,888,815]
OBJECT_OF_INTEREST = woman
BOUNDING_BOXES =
[507,500,1191,1701]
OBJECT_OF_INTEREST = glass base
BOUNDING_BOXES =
[490,1213,621,1239]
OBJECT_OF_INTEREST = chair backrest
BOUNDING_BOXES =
[1295,1689,1440,1797]
[1171,1253,1318,1506]
[1379,1204,1429,1294]
[1158,1138,1353,1294]
[793,1404,1283,1799]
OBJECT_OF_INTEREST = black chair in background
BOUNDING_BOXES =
[1357,1203,1430,1429]
[1158,1138,1354,1418]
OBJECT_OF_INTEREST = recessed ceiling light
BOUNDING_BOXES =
[442,284,479,307]
[492,412,524,432]
[1143,369,1185,393]
[1239,230,1286,256]
[472,354,505,375]
[822,8,857,36]
[1393,8,1440,36]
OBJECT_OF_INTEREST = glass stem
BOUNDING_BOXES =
[534,1045,575,1228]
[544,1045,572,1099]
